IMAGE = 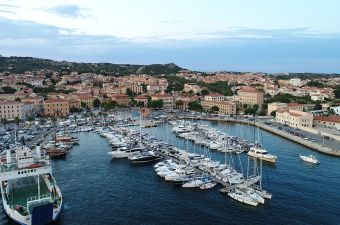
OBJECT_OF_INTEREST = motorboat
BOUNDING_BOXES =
[247,147,277,163]
[299,154,320,164]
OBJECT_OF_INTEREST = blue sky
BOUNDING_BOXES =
[0,0,340,73]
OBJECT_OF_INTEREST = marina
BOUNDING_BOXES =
[1,117,340,224]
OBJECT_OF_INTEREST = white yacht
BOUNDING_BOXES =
[0,145,63,225]
[299,154,320,164]
[247,147,277,163]
[228,189,259,206]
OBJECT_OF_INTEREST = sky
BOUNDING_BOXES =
[0,0,340,73]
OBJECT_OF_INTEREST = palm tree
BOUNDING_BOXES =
[89,112,94,124]
[51,116,57,125]
[14,116,21,128]
[27,116,34,126]
[74,115,78,125]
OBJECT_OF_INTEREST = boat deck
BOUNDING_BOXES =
[7,177,51,209]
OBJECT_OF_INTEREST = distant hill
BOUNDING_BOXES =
[0,56,184,76]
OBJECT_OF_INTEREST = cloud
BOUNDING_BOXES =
[46,5,90,18]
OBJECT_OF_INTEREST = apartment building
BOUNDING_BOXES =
[267,102,304,115]
[238,90,264,106]
[314,115,340,130]
[111,94,129,106]
[70,93,94,108]
[276,109,313,128]
[0,101,27,120]
[204,93,226,102]
[44,98,70,117]
[151,94,174,109]
[184,83,202,93]
[201,101,236,115]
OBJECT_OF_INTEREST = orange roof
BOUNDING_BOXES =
[135,96,147,99]
[44,98,69,103]
[288,103,303,107]
[314,115,340,123]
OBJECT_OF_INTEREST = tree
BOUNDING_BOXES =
[51,116,57,125]
[314,102,322,110]
[136,101,145,107]
[210,105,219,113]
[27,116,34,125]
[126,88,136,97]
[15,97,21,102]
[188,101,203,112]
[270,110,277,117]
[14,116,21,127]
[101,100,117,111]
[175,100,184,108]
[334,88,340,99]
[307,80,324,87]
[148,99,163,109]
[81,101,88,109]
[93,98,100,108]
[89,112,94,124]
[141,83,148,93]
[1,118,8,129]
[201,89,209,96]
[1,86,16,94]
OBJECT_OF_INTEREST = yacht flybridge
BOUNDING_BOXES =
[0,145,63,225]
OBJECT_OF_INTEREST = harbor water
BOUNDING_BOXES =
[1,120,340,225]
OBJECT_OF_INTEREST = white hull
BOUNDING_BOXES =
[247,152,277,163]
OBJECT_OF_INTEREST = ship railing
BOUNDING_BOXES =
[27,194,52,212]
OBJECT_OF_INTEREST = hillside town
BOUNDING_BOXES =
[0,64,340,142]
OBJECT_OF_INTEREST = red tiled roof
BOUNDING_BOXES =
[314,115,340,123]
[288,103,303,107]
[44,98,69,103]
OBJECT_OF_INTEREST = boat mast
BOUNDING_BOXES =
[38,175,41,200]
[139,109,142,144]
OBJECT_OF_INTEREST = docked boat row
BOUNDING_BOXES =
[99,124,272,207]
[170,120,278,164]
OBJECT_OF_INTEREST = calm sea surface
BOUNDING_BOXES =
[1,120,340,225]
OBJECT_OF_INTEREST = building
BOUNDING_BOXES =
[151,94,174,109]
[276,109,313,128]
[310,94,325,101]
[238,90,264,106]
[44,98,70,117]
[0,101,27,120]
[288,78,302,87]
[71,93,94,108]
[68,98,81,110]
[267,102,305,115]
[184,83,202,93]
[111,94,129,106]
[201,101,236,115]
[313,115,340,130]
[204,93,226,102]
[134,95,148,107]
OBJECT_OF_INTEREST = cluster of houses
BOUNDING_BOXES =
[0,70,339,132]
